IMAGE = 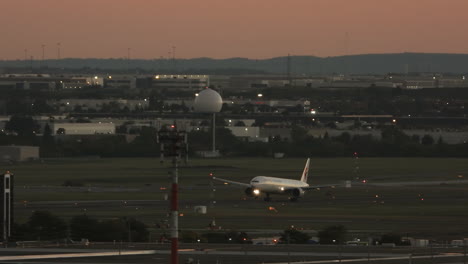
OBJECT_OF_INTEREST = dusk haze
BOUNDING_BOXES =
[3,0,468,262]
[2,0,468,60]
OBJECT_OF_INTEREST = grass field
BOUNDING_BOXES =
[6,157,468,186]
[5,157,468,239]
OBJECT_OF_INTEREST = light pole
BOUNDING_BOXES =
[127,218,131,244]
[57,42,61,60]
[212,113,216,153]
[41,44,45,68]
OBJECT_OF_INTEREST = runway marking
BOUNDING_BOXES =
[264,252,465,263]
[0,249,463,263]
[0,250,157,261]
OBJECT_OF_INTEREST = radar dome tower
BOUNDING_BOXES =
[193,88,223,155]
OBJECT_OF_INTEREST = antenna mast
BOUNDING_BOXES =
[157,123,188,264]
[287,54,291,86]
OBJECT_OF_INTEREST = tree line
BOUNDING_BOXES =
[12,211,148,243]
[12,211,406,246]
[2,115,468,158]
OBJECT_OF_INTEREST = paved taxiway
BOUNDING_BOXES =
[1,244,467,264]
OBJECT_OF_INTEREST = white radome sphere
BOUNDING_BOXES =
[193,88,223,113]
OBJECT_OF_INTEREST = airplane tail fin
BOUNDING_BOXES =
[300,158,310,183]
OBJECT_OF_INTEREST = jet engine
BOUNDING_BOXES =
[245,187,260,197]
[291,188,305,198]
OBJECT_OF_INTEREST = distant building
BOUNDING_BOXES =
[0,74,96,91]
[0,74,57,91]
[150,74,209,91]
[51,122,116,135]
[104,76,137,89]
[58,99,149,112]
[0,146,39,162]
[260,127,292,141]
[226,126,266,142]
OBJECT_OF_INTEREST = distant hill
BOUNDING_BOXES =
[1,53,468,74]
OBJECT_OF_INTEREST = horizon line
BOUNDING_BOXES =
[2,52,468,62]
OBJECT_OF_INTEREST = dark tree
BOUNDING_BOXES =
[5,115,40,136]
[214,231,252,244]
[421,134,434,145]
[69,215,99,241]
[125,217,149,242]
[56,127,66,134]
[25,211,68,241]
[31,98,55,113]
[334,132,351,144]
[42,123,53,144]
[234,120,246,126]
[290,125,308,143]
[318,225,347,244]
[40,123,56,157]
[181,230,200,243]
[411,134,420,143]
[116,125,128,134]
[381,126,411,144]
[280,228,311,244]
[93,219,126,241]
[437,136,444,145]
[380,233,402,245]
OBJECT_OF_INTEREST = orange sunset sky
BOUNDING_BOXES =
[1,0,467,60]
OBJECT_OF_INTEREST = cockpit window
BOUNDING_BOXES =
[251,180,259,183]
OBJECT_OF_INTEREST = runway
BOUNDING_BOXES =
[0,245,466,264]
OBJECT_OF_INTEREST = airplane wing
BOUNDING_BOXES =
[301,181,352,190]
[300,184,337,190]
[212,177,251,188]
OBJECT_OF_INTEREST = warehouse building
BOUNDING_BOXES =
[0,146,39,162]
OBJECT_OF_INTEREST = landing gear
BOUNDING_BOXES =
[289,197,298,202]
[264,193,271,202]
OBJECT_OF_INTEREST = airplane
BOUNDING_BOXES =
[212,158,350,202]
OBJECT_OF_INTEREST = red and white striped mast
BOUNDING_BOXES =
[170,154,179,264]
[158,122,187,264]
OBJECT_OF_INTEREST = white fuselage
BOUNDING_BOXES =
[250,176,309,194]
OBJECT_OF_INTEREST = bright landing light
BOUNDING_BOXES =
[253,189,260,195]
